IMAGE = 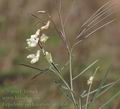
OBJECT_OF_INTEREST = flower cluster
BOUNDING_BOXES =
[26,21,53,64]
[27,50,40,64]
[26,29,40,48]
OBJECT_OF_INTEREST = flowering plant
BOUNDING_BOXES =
[21,1,120,109]
[26,21,50,64]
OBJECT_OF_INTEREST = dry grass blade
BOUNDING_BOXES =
[72,19,115,50]
[55,0,70,52]
[76,1,113,39]
[85,12,113,33]
[77,11,113,40]
[46,13,65,42]
[85,6,112,27]
[63,0,75,27]
[86,3,113,27]
[55,0,64,36]
[81,1,112,28]
[84,19,115,39]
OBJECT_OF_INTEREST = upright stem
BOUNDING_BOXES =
[69,50,77,108]
[69,51,73,91]
[56,1,77,107]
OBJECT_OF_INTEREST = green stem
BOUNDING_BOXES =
[51,63,70,89]
[70,52,73,90]
[69,50,78,108]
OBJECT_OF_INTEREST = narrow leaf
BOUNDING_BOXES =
[19,63,43,71]
[31,69,49,80]
[100,90,120,109]
[92,65,111,102]
[73,60,98,80]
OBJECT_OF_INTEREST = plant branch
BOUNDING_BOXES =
[72,19,115,51]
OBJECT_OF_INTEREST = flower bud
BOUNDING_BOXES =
[87,76,94,85]
[45,51,53,63]
[40,34,48,43]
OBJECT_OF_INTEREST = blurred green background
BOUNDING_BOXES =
[0,0,120,109]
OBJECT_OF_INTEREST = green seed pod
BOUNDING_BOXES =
[45,51,53,63]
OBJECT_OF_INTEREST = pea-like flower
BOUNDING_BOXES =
[41,21,50,30]
[26,36,39,48]
[26,21,51,64]
[27,50,40,64]
[26,29,40,48]
[40,34,48,43]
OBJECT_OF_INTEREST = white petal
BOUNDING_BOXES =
[41,21,50,30]
[31,34,37,38]
[40,34,48,43]
[31,58,39,64]
[27,50,40,64]
[35,29,40,36]
[26,37,39,48]
[36,50,40,58]
[27,54,35,59]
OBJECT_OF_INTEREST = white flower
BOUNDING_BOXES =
[87,76,94,85]
[41,21,50,30]
[45,51,53,63]
[40,34,48,43]
[26,29,40,48]
[27,50,40,64]
[26,36,39,47]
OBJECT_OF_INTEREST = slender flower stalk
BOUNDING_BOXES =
[69,50,77,107]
